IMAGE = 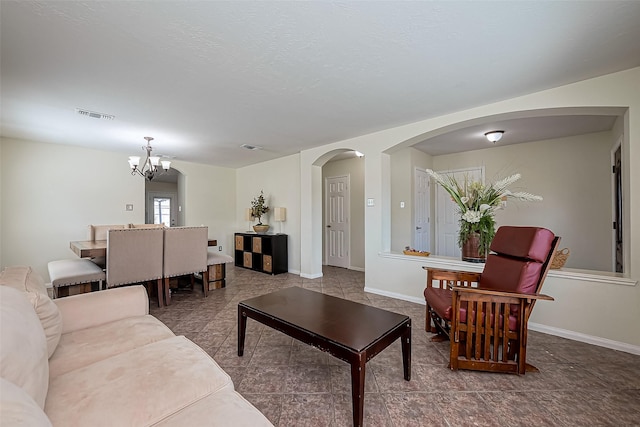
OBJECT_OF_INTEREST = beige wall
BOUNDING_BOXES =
[236,154,301,274]
[430,130,614,271]
[0,138,238,279]
[322,156,365,270]
[390,147,433,252]
[299,67,640,350]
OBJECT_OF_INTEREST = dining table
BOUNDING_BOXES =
[70,239,218,258]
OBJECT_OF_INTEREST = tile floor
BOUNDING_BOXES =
[150,266,640,427]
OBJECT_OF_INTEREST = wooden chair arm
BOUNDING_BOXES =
[452,285,554,302]
[423,267,481,289]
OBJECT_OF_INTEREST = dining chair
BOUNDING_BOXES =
[162,226,208,305]
[47,259,106,298]
[87,224,127,268]
[106,228,165,307]
[206,251,234,289]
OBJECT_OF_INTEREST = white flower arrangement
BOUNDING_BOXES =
[426,169,543,255]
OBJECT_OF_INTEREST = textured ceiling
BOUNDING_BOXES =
[1,1,639,168]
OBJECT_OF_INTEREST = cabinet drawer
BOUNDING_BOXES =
[252,237,262,253]
[263,255,272,273]
[243,252,252,268]
[235,235,244,251]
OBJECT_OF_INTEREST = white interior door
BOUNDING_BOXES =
[146,191,177,226]
[435,167,484,257]
[414,168,430,251]
[325,175,350,268]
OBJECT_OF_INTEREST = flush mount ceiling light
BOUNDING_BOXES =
[128,137,171,181]
[484,130,505,143]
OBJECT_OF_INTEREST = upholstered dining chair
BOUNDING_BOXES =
[162,226,208,305]
[106,228,165,307]
[423,226,560,375]
[87,224,127,268]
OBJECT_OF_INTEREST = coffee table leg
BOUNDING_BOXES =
[350,355,366,427]
[237,306,247,357]
[401,320,411,381]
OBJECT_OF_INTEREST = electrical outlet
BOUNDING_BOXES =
[218,246,222,251]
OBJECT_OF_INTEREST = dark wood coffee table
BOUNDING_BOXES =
[238,286,411,427]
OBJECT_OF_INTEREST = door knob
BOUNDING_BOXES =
[326,225,331,228]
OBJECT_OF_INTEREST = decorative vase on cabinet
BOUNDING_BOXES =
[253,224,269,233]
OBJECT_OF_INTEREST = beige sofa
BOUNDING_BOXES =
[0,266,272,426]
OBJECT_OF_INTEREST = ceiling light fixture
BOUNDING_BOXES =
[128,137,171,181]
[484,130,504,143]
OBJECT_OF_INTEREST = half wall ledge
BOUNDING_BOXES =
[380,252,637,287]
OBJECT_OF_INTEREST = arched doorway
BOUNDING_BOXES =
[144,167,184,227]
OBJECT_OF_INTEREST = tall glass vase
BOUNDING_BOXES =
[461,232,486,263]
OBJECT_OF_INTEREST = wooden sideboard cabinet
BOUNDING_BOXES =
[234,233,288,275]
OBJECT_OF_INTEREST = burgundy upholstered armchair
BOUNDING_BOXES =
[423,226,560,375]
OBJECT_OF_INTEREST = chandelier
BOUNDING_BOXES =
[128,137,171,181]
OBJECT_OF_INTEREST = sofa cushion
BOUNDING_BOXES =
[0,286,49,409]
[49,315,175,378]
[0,378,52,427]
[0,266,62,357]
[54,285,149,335]
[45,336,234,426]
[153,391,273,426]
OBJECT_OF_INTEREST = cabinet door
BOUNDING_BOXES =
[243,252,252,268]
[235,235,244,250]
[263,255,272,273]
[252,237,262,253]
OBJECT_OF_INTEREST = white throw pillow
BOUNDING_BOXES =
[0,266,62,357]
[0,287,49,409]
[0,378,52,426]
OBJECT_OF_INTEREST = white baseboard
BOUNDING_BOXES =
[349,266,365,272]
[528,322,640,356]
[364,286,640,356]
[363,286,426,305]
[300,272,323,279]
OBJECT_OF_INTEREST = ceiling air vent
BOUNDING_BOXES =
[241,144,263,151]
[75,108,115,120]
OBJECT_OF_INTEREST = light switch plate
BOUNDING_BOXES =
[125,204,134,211]
[367,198,374,207]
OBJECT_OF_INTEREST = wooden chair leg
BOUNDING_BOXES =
[156,279,164,308]
[202,270,209,297]
[425,304,432,333]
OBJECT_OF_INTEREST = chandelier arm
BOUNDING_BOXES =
[129,137,166,181]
